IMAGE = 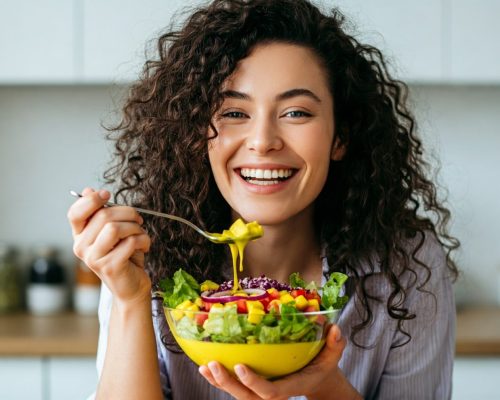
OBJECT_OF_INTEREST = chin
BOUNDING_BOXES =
[233,207,294,226]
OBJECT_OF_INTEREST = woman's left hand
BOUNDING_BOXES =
[198,325,362,400]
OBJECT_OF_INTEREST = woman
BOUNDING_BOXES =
[68,0,459,398]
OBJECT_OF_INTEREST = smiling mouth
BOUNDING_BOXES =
[237,168,297,186]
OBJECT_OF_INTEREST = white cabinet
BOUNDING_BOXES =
[1,0,500,84]
[48,357,97,400]
[82,0,200,83]
[0,358,43,400]
[453,357,500,400]
[0,357,97,400]
[450,0,500,83]
[0,0,75,84]
[328,0,444,83]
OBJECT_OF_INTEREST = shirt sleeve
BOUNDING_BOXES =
[374,238,456,400]
[85,283,113,400]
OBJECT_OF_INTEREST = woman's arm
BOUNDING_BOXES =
[97,295,162,400]
[68,188,163,400]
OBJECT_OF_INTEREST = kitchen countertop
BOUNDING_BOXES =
[0,312,98,356]
[455,306,500,355]
[0,306,499,357]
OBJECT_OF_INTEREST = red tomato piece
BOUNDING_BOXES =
[291,289,306,298]
[236,299,248,313]
[194,313,208,326]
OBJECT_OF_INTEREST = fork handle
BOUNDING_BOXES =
[69,190,207,237]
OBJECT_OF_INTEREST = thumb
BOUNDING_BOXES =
[314,324,346,366]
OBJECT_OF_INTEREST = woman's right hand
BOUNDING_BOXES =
[67,187,152,306]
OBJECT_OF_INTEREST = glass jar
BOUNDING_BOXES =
[0,243,22,313]
[73,259,101,315]
[26,247,67,315]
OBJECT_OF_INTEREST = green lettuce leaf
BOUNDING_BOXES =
[160,268,200,308]
[321,272,348,309]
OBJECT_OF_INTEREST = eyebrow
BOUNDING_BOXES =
[221,88,322,103]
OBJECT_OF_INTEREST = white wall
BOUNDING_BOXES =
[0,84,499,304]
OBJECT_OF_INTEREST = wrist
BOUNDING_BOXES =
[112,290,152,315]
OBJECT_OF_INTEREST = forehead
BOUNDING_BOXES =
[223,42,331,98]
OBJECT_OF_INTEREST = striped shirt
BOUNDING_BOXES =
[92,233,455,399]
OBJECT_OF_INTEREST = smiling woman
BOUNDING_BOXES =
[66,0,459,399]
[208,43,340,226]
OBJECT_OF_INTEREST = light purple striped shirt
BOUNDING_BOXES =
[93,233,455,399]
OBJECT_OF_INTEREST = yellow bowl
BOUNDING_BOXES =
[164,307,340,378]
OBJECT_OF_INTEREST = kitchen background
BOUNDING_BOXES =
[0,0,499,399]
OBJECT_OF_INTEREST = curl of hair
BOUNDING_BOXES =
[104,0,459,348]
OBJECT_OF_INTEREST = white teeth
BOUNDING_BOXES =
[247,179,280,186]
[240,168,294,180]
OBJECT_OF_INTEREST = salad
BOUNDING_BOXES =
[159,268,348,344]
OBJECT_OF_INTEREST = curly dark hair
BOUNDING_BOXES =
[103,0,459,347]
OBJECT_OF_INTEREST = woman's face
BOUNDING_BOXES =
[208,42,339,225]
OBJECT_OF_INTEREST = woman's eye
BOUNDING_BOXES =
[221,111,247,119]
[283,110,312,118]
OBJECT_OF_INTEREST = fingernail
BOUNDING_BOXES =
[208,362,220,377]
[234,364,246,378]
[98,190,109,200]
[335,328,342,342]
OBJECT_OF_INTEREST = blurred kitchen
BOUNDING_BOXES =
[0,1,499,399]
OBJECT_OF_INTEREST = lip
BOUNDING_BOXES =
[233,164,299,194]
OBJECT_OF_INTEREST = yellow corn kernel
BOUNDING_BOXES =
[279,290,289,296]
[176,300,194,310]
[171,309,184,321]
[280,293,295,304]
[247,308,265,324]
[194,297,203,308]
[294,295,309,310]
[246,300,264,310]
[200,280,220,292]
[233,291,248,297]
[185,303,200,319]
[307,298,320,311]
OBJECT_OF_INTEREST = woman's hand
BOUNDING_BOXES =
[199,325,362,400]
[67,187,152,306]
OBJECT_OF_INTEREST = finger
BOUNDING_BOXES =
[314,324,346,365]
[198,366,222,389]
[67,188,111,236]
[96,234,151,277]
[247,326,346,397]
[89,222,147,261]
[207,362,256,400]
[76,206,143,249]
[234,365,287,400]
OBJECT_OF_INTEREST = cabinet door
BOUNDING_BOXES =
[0,0,75,84]
[0,357,43,400]
[453,357,500,400]
[450,0,500,83]
[82,0,201,83]
[320,0,444,83]
[48,357,97,400]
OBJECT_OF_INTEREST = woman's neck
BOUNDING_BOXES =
[236,207,323,284]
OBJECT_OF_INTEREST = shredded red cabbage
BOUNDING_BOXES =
[217,275,291,292]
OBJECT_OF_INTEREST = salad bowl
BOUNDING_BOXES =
[164,306,341,378]
[160,269,348,379]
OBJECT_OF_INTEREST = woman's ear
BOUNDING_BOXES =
[331,136,346,161]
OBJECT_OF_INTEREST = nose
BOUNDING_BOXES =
[245,117,284,154]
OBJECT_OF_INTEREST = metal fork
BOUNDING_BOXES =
[70,190,234,244]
